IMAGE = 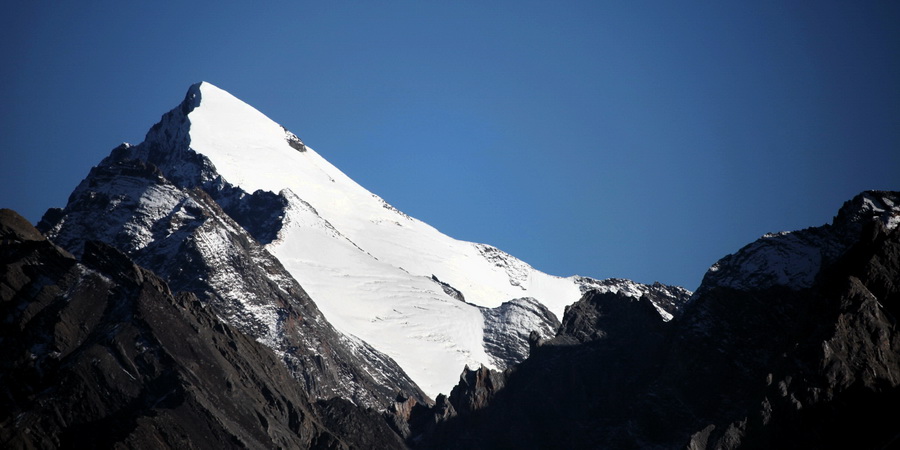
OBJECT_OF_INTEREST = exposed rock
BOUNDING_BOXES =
[448,365,506,416]
[386,392,419,438]
[38,156,425,410]
[575,276,693,321]
[479,297,559,369]
[430,274,465,302]
[695,190,900,296]
[412,288,670,449]
[652,213,900,449]
[315,398,407,449]
[555,289,667,345]
[474,243,531,288]
[214,184,289,245]
[0,210,404,449]
[415,191,900,449]
[283,126,307,152]
[1,208,47,242]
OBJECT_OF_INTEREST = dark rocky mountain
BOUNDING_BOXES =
[37,151,425,410]
[412,190,900,449]
[4,180,898,449]
[0,209,405,449]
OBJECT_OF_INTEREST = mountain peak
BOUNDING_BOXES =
[186,81,242,108]
[177,82,313,194]
[185,80,225,99]
[696,190,900,295]
[46,83,690,398]
[835,190,900,232]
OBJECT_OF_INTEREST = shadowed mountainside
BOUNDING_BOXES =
[412,191,900,449]
[0,209,405,449]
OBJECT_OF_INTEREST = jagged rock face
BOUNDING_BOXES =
[554,290,669,345]
[396,365,506,443]
[121,84,289,245]
[683,206,900,449]
[575,276,693,321]
[413,288,672,449]
[479,297,559,369]
[695,190,900,296]
[475,285,682,373]
[416,191,900,449]
[37,155,425,410]
[0,210,405,449]
[448,365,506,416]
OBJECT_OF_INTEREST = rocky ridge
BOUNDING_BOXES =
[695,191,899,296]
[0,209,405,449]
[38,152,424,410]
[412,190,900,449]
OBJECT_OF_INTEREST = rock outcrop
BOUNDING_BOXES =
[479,297,560,369]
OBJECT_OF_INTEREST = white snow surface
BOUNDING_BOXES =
[182,82,633,396]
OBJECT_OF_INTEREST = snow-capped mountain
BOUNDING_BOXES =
[40,82,689,398]
[6,80,899,448]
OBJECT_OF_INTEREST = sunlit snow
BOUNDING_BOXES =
[182,82,630,396]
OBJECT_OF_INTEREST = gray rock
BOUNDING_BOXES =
[39,155,425,411]
[414,191,900,449]
[0,210,406,449]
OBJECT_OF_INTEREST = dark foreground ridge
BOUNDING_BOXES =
[0,209,404,449]
[4,186,900,449]
[409,191,900,449]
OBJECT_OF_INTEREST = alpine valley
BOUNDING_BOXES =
[2,82,898,449]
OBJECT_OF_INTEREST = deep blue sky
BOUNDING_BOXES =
[2,2,898,291]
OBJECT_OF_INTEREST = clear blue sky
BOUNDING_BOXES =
[2,1,898,291]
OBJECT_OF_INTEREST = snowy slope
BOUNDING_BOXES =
[267,190,491,394]
[72,82,688,397]
[187,83,584,314]
[151,81,691,396]
[182,84,567,394]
